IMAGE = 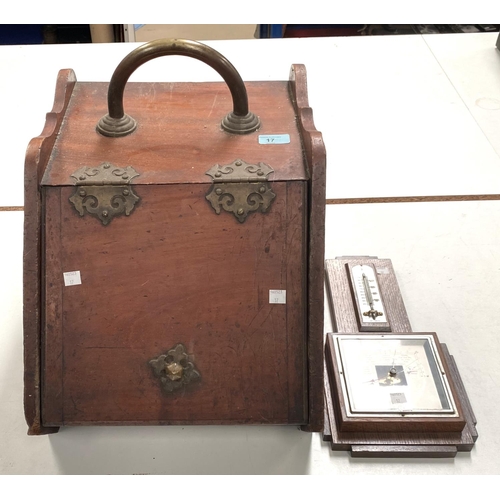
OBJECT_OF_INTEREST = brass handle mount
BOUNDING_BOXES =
[96,39,260,137]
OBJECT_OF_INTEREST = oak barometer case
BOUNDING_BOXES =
[323,257,477,457]
[327,333,465,433]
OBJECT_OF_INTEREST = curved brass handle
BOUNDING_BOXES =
[96,39,260,137]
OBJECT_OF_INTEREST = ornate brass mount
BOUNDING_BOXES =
[149,344,201,393]
[69,162,140,226]
[363,309,384,320]
[205,159,276,223]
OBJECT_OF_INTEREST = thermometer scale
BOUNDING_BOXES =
[347,263,391,332]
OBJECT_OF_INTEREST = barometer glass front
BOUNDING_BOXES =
[334,335,458,417]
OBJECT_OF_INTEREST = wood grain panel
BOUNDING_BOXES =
[23,69,76,435]
[441,344,478,450]
[41,189,64,426]
[43,181,307,425]
[284,182,308,422]
[290,64,326,432]
[41,81,307,187]
[350,445,458,458]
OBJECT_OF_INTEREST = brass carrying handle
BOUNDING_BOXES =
[96,39,260,137]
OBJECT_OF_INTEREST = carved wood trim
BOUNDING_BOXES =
[289,64,327,431]
[23,69,76,435]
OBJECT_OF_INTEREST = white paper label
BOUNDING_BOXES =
[258,134,290,145]
[63,271,82,286]
[269,289,286,304]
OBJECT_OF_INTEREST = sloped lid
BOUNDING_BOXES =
[41,80,308,187]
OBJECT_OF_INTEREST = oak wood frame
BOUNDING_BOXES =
[323,257,478,457]
[326,332,466,433]
[24,69,76,434]
[289,65,326,432]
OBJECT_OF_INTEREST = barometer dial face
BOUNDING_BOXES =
[333,334,459,417]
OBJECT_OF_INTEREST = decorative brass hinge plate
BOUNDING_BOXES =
[68,162,140,226]
[149,344,201,393]
[205,159,276,223]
